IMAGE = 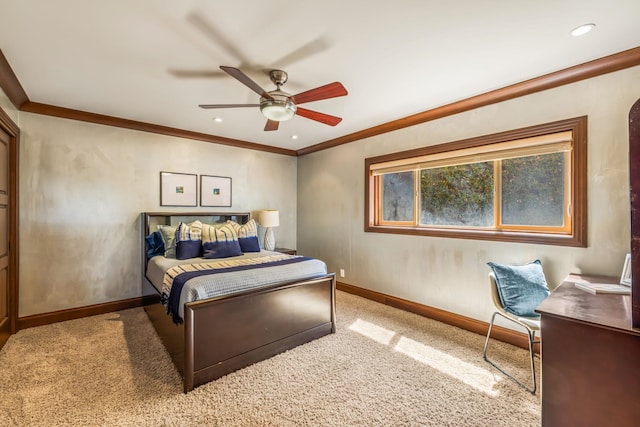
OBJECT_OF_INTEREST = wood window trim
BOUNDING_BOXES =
[365,116,587,247]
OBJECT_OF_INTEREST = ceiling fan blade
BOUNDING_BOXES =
[220,66,273,100]
[169,69,227,79]
[199,104,259,109]
[271,37,330,69]
[291,82,348,105]
[296,107,342,126]
[186,14,249,65]
[264,120,279,131]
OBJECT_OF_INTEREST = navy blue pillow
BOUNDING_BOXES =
[238,235,260,253]
[203,240,242,259]
[487,260,550,317]
[201,224,242,259]
[176,240,202,260]
[145,231,165,259]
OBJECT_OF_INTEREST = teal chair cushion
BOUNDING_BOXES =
[487,260,550,317]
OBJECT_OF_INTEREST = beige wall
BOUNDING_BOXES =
[297,66,640,326]
[0,90,297,317]
[1,65,638,323]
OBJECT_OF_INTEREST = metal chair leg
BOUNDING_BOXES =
[527,329,537,394]
[483,311,538,394]
[482,312,497,359]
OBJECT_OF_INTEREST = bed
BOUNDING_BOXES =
[141,212,336,393]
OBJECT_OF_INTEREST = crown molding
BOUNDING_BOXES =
[19,101,297,156]
[0,49,296,156]
[2,46,639,157]
[0,50,29,108]
[297,46,640,156]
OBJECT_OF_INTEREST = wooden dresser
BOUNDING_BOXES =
[536,274,640,426]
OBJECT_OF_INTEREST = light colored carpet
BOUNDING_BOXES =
[0,291,540,426]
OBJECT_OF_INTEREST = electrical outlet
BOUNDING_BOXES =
[339,269,345,278]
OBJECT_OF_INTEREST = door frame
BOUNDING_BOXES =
[0,106,19,340]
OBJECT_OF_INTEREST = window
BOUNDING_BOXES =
[365,117,587,246]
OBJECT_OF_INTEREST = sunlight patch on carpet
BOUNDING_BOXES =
[348,318,396,345]
[348,318,501,396]
[394,336,501,396]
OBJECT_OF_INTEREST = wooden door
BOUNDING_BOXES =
[631,98,640,328]
[0,127,10,348]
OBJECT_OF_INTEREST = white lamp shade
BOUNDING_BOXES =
[259,210,280,227]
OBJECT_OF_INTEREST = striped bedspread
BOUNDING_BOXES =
[161,254,328,323]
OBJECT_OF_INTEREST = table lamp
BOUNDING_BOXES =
[259,210,280,251]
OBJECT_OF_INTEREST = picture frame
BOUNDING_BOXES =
[160,172,197,206]
[620,253,632,286]
[200,175,232,207]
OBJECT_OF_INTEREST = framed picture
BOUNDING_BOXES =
[620,253,632,286]
[200,175,232,207]
[160,172,197,206]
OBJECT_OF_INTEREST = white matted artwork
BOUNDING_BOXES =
[620,253,632,286]
[160,172,197,206]
[201,175,232,207]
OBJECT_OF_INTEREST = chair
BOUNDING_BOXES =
[483,272,541,394]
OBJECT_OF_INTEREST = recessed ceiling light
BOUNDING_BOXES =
[291,135,298,140]
[570,23,596,37]
[213,117,223,122]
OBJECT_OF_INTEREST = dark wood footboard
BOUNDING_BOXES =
[141,212,336,392]
[145,273,336,393]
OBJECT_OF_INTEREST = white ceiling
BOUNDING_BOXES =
[1,0,639,151]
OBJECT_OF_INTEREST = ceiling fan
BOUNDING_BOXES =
[199,66,348,131]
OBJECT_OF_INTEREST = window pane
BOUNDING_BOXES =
[501,153,565,226]
[420,162,494,226]
[381,171,414,222]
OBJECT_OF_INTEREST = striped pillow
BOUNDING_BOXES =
[227,219,260,252]
[201,223,242,259]
[175,221,203,260]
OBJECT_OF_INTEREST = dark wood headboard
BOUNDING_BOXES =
[142,211,250,237]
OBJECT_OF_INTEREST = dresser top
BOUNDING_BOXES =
[536,274,639,335]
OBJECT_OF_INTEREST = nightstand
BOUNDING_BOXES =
[274,247,297,255]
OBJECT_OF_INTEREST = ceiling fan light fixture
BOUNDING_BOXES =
[261,102,296,121]
[260,93,297,122]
